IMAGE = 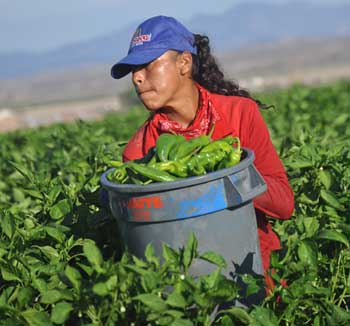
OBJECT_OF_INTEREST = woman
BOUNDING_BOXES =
[111,15,294,278]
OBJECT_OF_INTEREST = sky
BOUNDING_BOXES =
[0,0,346,53]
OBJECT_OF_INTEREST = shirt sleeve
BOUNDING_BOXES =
[241,100,294,220]
[122,123,148,162]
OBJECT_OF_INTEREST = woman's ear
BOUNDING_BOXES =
[178,51,193,76]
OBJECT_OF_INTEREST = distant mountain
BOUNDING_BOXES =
[2,37,349,109]
[1,1,350,79]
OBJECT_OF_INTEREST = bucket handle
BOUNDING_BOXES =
[224,165,267,207]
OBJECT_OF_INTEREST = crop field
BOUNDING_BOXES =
[0,81,349,325]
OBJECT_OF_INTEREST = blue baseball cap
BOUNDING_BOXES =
[111,15,197,79]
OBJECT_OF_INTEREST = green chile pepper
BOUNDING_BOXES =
[226,149,242,166]
[186,156,206,176]
[173,135,211,161]
[168,138,186,161]
[173,126,215,161]
[187,148,228,175]
[218,149,242,169]
[200,140,233,155]
[127,162,177,182]
[108,160,124,168]
[108,165,128,183]
[221,136,240,146]
[156,133,185,162]
[217,137,241,169]
[107,133,242,184]
[204,149,228,171]
[152,160,188,177]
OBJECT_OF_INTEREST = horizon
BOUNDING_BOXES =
[0,0,346,54]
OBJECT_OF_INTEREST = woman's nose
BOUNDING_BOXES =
[132,67,145,85]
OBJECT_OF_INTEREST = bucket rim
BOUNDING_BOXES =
[100,147,255,193]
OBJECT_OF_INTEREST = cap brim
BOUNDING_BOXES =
[111,48,168,79]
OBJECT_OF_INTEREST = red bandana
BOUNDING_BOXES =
[149,83,220,139]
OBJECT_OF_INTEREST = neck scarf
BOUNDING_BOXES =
[149,83,220,139]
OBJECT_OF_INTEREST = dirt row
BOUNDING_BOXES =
[0,96,122,133]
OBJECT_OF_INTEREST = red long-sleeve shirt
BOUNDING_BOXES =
[122,91,294,272]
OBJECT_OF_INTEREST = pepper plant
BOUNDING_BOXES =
[0,81,349,325]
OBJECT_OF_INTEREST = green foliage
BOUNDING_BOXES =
[0,81,349,325]
[257,81,350,325]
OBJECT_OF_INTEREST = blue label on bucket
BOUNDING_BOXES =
[112,175,248,223]
[171,183,227,219]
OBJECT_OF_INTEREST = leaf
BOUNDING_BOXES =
[40,290,63,304]
[141,271,159,292]
[319,169,332,189]
[35,246,60,261]
[13,188,25,202]
[44,226,66,242]
[24,218,35,230]
[170,319,194,326]
[162,244,179,264]
[320,190,344,210]
[23,189,43,200]
[218,307,252,325]
[32,278,48,293]
[166,292,187,308]
[325,304,350,325]
[65,265,82,290]
[92,282,109,296]
[249,306,279,326]
[299,193,318,205]
[124,264,148,276]
[297,240,317,267]
[164,310,185,319]
[1,212,15,239]
[158,316,174,325]
[49,199,71,220]
[285,160,313,169]
[1,266,21,282]
[145,243,159,266]
[199,251,227,268]
[240,273,262,297]
[47,185,62,203]
[9,161,35,184]
[303,284,330,297]
[218,315,234,326]
[145,243,155,260]
[303,217,320,238]
[339,223,350,236]
[210,278,238,300]
[193,291,210,307]
[22,309,52,326]
[205,268,221,289]
[83,240,103,272]
[17,287,34,308]
[76,262,93,277]
[51,302,73,324]
[183,232,198,270]
[93,275,117,296]
[133,293,167,312]
[132,255,148,268]
[317,229,349,247]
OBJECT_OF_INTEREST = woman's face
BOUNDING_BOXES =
[131,50,186,111]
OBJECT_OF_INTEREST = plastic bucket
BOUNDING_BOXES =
[101,147,266,279]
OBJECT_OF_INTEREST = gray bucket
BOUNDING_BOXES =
[101,148,266,282]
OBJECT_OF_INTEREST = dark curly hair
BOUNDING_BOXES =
[192,34,272,109]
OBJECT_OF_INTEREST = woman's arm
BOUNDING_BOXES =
[241,101,294,220]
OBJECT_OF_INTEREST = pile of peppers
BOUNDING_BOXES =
[107,133,242,184]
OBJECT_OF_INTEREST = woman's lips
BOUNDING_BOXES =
[138,90,153,96]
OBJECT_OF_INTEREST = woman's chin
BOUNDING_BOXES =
[142,101,162,112]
